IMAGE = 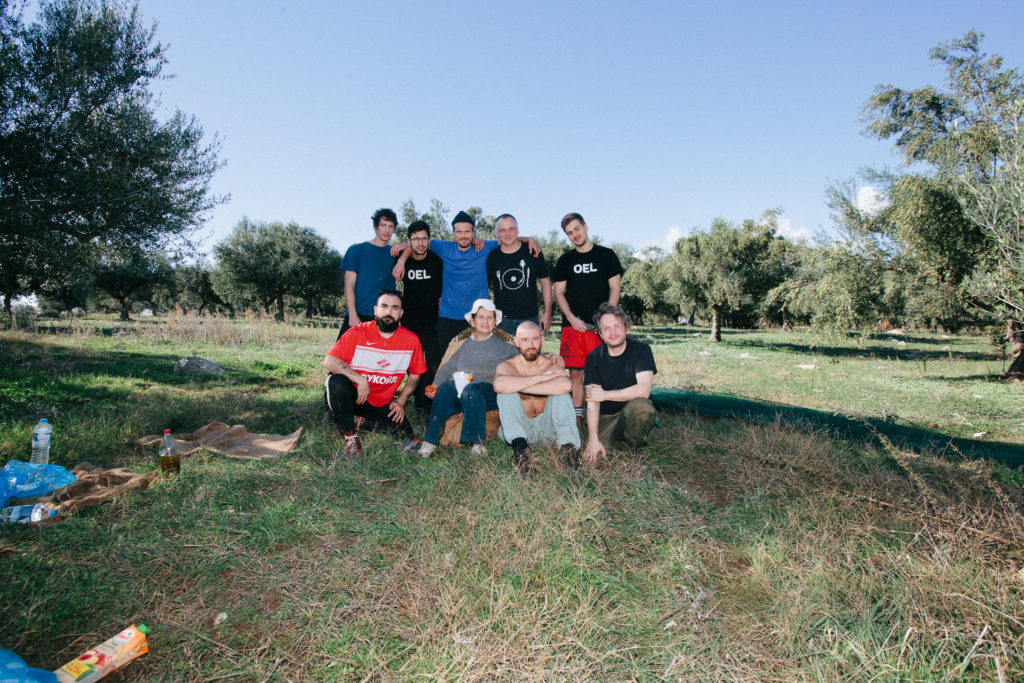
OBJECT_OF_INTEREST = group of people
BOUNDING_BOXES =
[322,208,658,478]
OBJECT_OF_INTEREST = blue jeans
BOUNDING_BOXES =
[498,316,539,336]
[423,380,498,446]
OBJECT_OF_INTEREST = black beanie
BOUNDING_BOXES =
[451,210,475,227]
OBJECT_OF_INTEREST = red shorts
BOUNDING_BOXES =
[559,326,602,369]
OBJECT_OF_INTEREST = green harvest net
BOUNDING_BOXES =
[650,387,1024,468]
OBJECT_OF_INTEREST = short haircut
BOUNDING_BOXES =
[407,220,430,239]
[495,213,518,228]
[376,288,403,307]
[372,208,397,228]
[560,212,585,232]
[594,302,630,330]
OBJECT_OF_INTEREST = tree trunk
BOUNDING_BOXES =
[782,309,792,332]
[275,296,285,321]
[710,305,722,342]
[3,291,13,318]
[688,305,697,326]
[1005,319,1024,379]
[304,297,314,319]
[118,297,131,321]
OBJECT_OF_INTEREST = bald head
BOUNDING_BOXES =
[515,321,543,361]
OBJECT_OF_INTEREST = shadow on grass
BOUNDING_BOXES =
[651,387,1024,468]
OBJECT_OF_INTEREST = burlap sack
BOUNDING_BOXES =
[439,410,500,446]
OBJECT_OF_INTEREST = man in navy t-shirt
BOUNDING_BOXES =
[338,208,398,339]
[582,302,657,463]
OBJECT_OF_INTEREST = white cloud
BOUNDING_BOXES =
[661,226,683,248]
[775,217,812,242]
[856,186,887,216]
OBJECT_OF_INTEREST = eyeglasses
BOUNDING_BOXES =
[410,236,429,242]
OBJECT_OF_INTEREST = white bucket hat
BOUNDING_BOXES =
[464,298,502,325]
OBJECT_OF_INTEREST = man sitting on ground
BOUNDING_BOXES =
[417,299,518,457]
[323,289,425,457]
[493,321,580,479]
[583,303,657,463]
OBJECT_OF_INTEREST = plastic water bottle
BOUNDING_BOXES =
[159,430,180,475]
[0,503,57,524]
[30,418,51,465]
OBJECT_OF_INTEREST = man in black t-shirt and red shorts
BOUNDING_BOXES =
[552,212,624,420]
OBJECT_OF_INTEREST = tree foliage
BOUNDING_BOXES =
[0,0,224,311]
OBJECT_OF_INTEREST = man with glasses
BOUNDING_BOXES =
[400,220,444,419]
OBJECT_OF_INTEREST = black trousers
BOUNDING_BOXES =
[436,316,470,356]
[403,317,441,416]
[324,374,414,437]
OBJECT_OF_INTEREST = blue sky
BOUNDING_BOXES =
[130,0,1024,255]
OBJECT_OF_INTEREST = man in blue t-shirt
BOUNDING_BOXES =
[394,210,541,352]
[338,208,398,339]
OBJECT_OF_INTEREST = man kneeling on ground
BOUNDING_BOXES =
[583,303,658,463]
[493,321,581,480]
[417,299,518,457]
[323,289,425,457]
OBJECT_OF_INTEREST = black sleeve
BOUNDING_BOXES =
[552,253,569,283]
[635,342,657,375]
[606,248,624,278]
[583,346,601,386]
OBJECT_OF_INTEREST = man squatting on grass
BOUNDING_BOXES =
[323,289,426,458]
[583,303,658,463]
[552,212,624,420]
[417,299,518,458]
[493,321,581,479]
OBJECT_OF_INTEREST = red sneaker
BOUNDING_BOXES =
[344,430,363,458]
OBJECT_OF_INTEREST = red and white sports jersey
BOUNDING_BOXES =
[327,322,427,406]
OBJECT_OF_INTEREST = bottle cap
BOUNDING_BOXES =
[40,418,48,423]
[164,429,171,434]
[137,624,150,635]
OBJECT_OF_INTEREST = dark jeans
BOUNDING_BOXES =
[436,316,470,355]
[324,374,413,437]
[337,311,372,340]
[498,316,539,336]
[423,380,497,446]
[403,317,441,416]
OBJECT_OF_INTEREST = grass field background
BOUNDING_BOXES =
[1,314,1022,680]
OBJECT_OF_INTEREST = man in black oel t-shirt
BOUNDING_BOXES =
[552,212,623,421]
[401,221,444,418]
[583,302,657,463]
[487,213,552,335]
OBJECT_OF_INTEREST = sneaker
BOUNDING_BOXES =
[514,445,535,481]
[470,444,488,456]
[396,439,421,454]
[344,431,363,458]
[559,444,581,472]
[417,441,436,458]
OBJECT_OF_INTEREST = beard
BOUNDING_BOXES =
[375,315,399,333]
[519,348,541,361]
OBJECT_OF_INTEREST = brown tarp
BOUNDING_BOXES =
[10,463,157,526]
[137,422,303,460]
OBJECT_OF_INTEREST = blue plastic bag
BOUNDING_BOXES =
[0,461,76,508]
[0,648,57,683]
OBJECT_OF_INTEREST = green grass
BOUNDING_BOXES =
[1,314,1022,680]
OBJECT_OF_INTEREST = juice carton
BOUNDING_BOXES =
[55,624,149,683]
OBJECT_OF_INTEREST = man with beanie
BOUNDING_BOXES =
[393,210,542,353]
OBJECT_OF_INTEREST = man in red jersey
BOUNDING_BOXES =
[323,289,426,457]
